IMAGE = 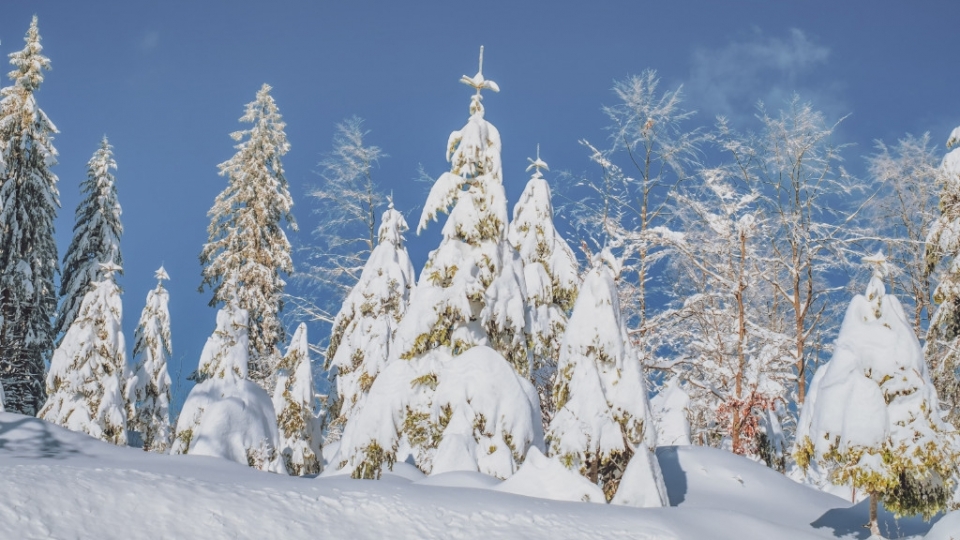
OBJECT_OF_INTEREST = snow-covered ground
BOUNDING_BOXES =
[0,412,953,539]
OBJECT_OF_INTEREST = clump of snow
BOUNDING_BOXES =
[611,443,668,508]
[495,446,605,503]
[272,323,322,475]
[650,376,691,446]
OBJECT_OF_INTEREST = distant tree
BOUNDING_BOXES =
[293,117,387,334]
[865,133,940,336]
[567,70,700,367]
[200,83,295,390]
[39,263,127,446]
[273,323,321,475]
[326,202,414,435]
[925,125,960,427]
[547,252,659,502]
[126,266,173,453]
[795,254,958,537]
[507,148,579,426]
[57,136,122,345]
[0,16,60,415]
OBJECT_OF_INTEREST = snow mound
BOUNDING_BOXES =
[494,447,605,503]
[416,470,502,489]
[612,444,668,508]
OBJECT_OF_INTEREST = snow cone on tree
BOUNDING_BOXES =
[335,47,542,480]
[795,252,959,537]
[272,323,322,475]
[547,249,665,506]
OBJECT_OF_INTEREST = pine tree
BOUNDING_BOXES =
[56,136,122,346]
[507,147,579,425]
[172,295,286,473]
[200,83,295,390]
[326,202,414,434]
[126,266,173,453]
[0,16,60,415]
[337,48,539,478]
[795,254,958,536]
[924,125,960,427]
[547,251,660,502]
[272,323,321,475]
[39,263,127,445]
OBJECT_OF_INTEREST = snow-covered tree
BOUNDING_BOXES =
[507,147,579,425]
[795,253,958,536]
[336,48,538,478]
[0,16,60,415]
[924,125,960,427]
[654,120,792,466]
[326,202,414,434]
[567,70,700,368]
[39,263,127,446]
[272,323,321,475]
[865,133,940,335]
[56,136,122,345]
[126,266,172,453]
[294,116,387,333]
[547,251,661,502]
[173,296,286,474]
[200,83,295,389]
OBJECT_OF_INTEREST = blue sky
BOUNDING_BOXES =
[2,2,958,406]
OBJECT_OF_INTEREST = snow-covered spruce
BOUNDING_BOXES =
[546,251,663,504]
[56,136,122,347]
[794,253,959,535]
[925,125,960,428]
[326,202,414,435]
[172,298,286,473]
[0,16,59,415]
[39,263,127,446]
[125,266,173,453]
[507,147,579,426]
[200,83,295,390]
[336,49,538,478]
[272,323,321,475]
[650,375,691,446]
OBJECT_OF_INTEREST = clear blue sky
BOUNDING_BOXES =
[3,1,958,406]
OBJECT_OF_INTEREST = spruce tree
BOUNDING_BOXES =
[326,202,414,433]
[0,16,60,415]
[39,263,127,445]
[795,254,958,535]
[273,323,321,475]
[126,266,173,453]
[547,251,659,502]
[200,84,295,390]
[56,136,122,346]
[507,147,579,425]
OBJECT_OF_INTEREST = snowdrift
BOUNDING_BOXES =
[0,413,951,539]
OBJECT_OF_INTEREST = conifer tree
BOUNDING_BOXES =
[39,263,127,445]
[547,251,660,502]
[337,48,540,478]
[795,253,958,536]
[200,83,295,390]
[126,266,173,453]
[507,147,579,424]
[924,125,960,426]
[326,202,414,433]
[273,323,321,475]
[56,136,122,346]
[0,16,60,415]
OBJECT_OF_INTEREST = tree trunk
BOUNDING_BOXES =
[868,492,882,538]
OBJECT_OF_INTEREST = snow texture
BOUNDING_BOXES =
[650,376,692,446]
[495,446,605,503]
[272,323,322,475]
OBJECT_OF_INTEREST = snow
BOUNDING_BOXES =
[1,413,950,539]
[495,446,605,503]
[650,376,692,446]
[612,444,669,508]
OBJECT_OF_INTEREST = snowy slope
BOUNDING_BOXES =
[0,413,950,539]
